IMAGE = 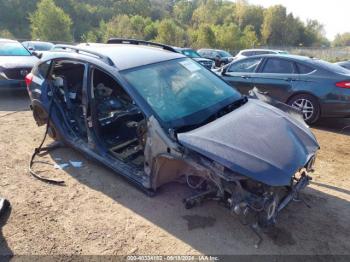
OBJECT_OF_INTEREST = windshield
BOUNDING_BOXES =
[181,49,201,58]
[219,51,232,57]
[121,58,241,126]
[0,42,31,56]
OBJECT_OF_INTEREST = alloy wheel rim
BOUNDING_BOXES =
[292,98,314,121]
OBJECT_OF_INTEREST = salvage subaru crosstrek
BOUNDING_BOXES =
[26,39,319,229]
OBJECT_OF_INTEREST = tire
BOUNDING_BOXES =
[287,94,320,124]
[258,194,279,227]
[47,121,61,141]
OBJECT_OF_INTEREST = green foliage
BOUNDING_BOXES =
[241,25,259,48]
[155,19,186,47]
[0,29,14,39]
[214,23,241,50]
[300,19,329,47]
[99,15,157,42]
[0,0,335,49]
[333,32,350,47]
[190,24,216,48]
[0,0,37,39]
[30,0,73,42]
[261,5,288,46]
[173,0,196,25]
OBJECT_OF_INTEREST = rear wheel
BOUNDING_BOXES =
[288,94,320,124]
[47,121,61,141]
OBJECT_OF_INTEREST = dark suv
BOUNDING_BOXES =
[173,47,214,69]
[26,39,319,229]
[197,48,234,67]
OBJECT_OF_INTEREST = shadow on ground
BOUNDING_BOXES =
[0,90,30,112]
[0,204,13,257]
[41,145,350,255]
[3,92,350,254]
[313,118,350,136]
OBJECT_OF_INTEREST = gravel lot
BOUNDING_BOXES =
[0,91,349,255]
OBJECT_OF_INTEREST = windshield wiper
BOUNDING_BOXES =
[175,96,248,134]
[203,96,248,123]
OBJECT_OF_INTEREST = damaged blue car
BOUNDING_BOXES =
[26,39,319,229]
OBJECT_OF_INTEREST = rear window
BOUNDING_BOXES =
[255,51,273,55]
[218,50,232,57]
[296,63,315,74]
[33,43,54,51]
[33,60,51,78]
[181,49,201,58]
[262,58,295,74]
[241,51,255,56]
[312,59,350,74]
[0,42,31,56]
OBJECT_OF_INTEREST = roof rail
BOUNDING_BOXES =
[53,44,115,66]
[107,38,177,53]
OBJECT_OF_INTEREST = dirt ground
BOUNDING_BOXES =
[0,91,349,256]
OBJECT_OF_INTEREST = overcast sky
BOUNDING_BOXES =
[245,0,350,40]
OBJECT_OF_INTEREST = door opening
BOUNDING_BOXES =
[91,68,146,168]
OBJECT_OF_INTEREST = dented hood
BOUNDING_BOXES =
[178,99,320,186]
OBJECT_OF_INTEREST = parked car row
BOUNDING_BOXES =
[0,39,38,90]
[1,38,349,125]
[173,47,214,69]
[216,54,350,124]
[0,39,55,90]
[233,49,289,61]
[197,49,234,67]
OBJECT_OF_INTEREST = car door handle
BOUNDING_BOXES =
[257,90,269,95]
[241,75,250,79]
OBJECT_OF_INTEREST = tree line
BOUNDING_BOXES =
[0,0,349,50]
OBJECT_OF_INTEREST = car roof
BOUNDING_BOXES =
[173,47,194,51]
[238,54,311,62]
[198,48,228,52]
[239,49,283,53]
[336,61,350,65]
[23,41,53,44]
[0,38,18,43]
[70,43,185,70]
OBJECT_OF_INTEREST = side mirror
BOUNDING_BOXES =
[32,51,43,59]
[221,66,229,76]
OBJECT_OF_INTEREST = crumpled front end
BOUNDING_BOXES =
[178,98,319,187]
[176,96,319,233]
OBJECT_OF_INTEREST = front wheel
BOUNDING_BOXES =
[288,94,320,124]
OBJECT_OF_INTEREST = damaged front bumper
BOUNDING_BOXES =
[277,171,311,213]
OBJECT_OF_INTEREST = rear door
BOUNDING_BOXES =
[251,57,299,102]
[222,57,263,94]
